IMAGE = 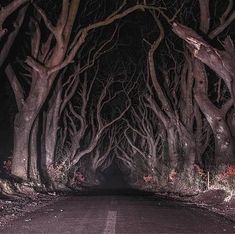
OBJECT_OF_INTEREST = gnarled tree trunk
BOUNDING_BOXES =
[193,60,235,166]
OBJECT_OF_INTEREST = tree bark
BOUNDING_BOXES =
[44,88,62,170]
[11,77,51,179]
[193,60,235,166]
[0,5,28,67]
[10,2,151,180]
[172,22,235,104]
[29,118,40,184]
[167,125,178,170]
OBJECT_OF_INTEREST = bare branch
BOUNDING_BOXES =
[25,56,48,77]
[209,10,235,39]
[63,0,80,45]
[172,22,234,96]
[199,0,210,33]
[32,3,57,35]
[57,0,70,33]
[0,0,29,36]
[148,17,174,117]
[0,6,28,67]
[124,129,146,159]
[222,99,234,117]
[5,64,25,111]
[31,18,41,59]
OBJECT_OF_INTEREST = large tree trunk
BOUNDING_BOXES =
[148,140,158,174]
[167,125,178,170]
[12,118,31,180]
[179,58,197,173]
[227,109,235,138]
[147,97,179,172]
[193,60,235,166]
[172,22,235,105]
[29,118,40,184]
[44,90,62,170]
[11,78,50,179]
[180,127,196,174]
[11,0,81,180]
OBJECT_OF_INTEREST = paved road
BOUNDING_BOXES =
[2,191,235,233]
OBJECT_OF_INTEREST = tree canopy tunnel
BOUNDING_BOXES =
[98,159,130,190]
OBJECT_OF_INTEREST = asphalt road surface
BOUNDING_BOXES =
[2,190,235,234]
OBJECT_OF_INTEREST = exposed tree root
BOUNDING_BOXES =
[0,178,23,200]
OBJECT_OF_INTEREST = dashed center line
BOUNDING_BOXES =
[103,210,117,234]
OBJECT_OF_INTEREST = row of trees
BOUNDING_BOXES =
[0,0,235,191]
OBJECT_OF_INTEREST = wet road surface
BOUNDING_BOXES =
[2,190,235,233]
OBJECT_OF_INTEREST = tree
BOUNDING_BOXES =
[6,1,151,180]
[0,0,29,65]
[172,0,235,168]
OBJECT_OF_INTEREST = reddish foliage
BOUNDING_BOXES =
[143,175,153,183]
[219,165,235,179]
[74,171,85,185]
[194,164,205,177]
[168,169,177,182]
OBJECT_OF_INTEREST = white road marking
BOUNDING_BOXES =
[103,210,117,234]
